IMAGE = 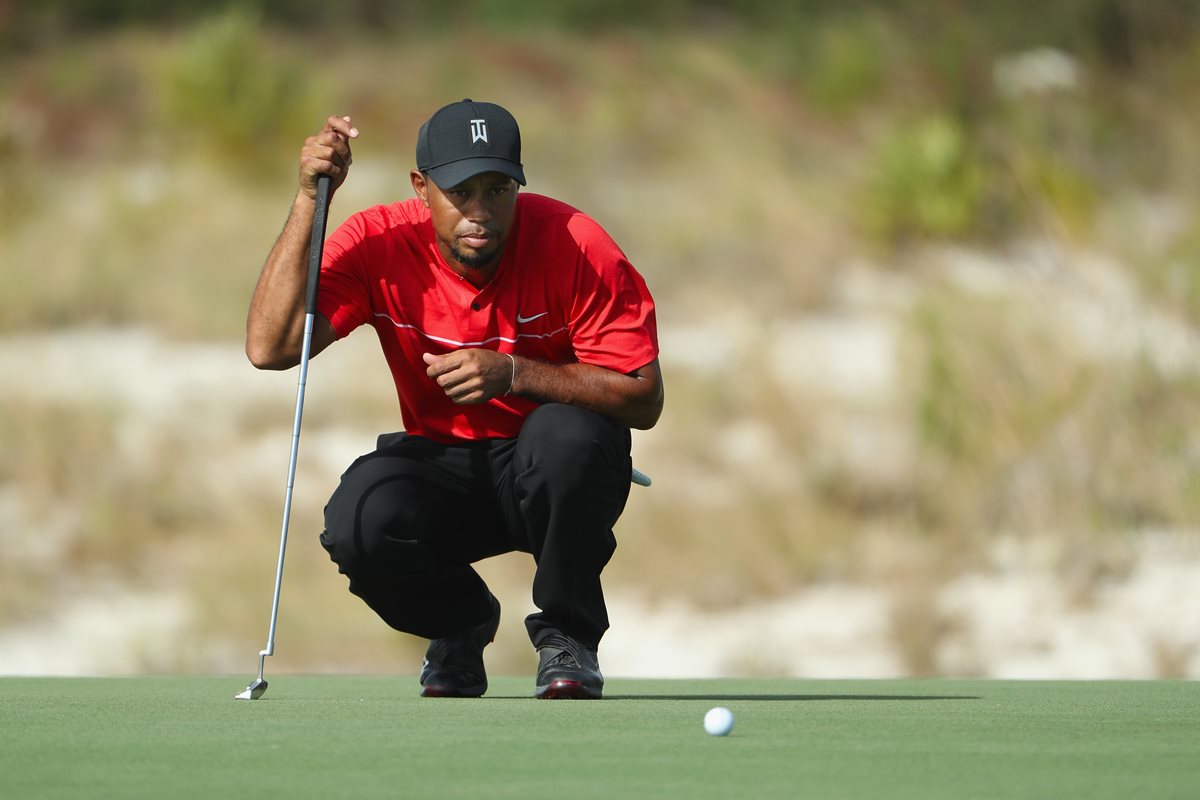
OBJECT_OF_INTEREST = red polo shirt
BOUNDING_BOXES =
[316,193,658,443]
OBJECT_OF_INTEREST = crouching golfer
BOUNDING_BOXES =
[245,100,663,699]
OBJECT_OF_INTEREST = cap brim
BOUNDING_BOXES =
[426,158,526,188]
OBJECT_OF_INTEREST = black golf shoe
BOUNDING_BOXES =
[419,594,501,698]
[534,634,603,699]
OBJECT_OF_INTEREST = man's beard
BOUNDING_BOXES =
[451,242,500,269]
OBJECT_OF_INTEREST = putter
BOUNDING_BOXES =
[236,173,333,701]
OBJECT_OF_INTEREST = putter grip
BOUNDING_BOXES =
[305,173,333,315]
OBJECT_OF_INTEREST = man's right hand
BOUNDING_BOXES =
[246,115,353,370]
[299,115,359,200]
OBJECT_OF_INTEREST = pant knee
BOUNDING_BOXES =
[322,472,438,574]
[518,404,630,477]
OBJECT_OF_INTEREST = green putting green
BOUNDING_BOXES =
[2,677,1196,799]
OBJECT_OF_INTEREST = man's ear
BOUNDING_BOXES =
[410,169,429,206]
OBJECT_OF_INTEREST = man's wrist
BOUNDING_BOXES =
[292,190,317,212]
[504,353,517,395]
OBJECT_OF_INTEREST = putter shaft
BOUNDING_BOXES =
[237,174,332,701]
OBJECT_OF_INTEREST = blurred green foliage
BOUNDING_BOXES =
[162,8,323,174]
[7,0,1200,60]
[773,10,889,115]
[5,0,1199,39]
[863,116,989,242]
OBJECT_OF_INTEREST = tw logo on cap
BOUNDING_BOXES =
[470,119,488,144]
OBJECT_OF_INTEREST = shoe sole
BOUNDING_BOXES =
[420,684,486,698]
[535,679,602,700]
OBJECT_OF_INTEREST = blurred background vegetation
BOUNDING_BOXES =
[1,0,1197,678]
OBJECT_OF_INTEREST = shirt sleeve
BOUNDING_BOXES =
[566,214,659,374]
[315,210,374,339]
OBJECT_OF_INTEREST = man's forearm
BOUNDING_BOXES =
[511,357,663,430]
[246,194,318,369]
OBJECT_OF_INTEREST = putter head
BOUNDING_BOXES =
[235,678,268,701]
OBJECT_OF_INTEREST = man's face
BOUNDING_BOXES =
[413,170,518,272]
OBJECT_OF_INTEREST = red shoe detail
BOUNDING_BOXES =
[537,679,601,700]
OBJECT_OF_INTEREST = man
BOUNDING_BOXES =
[245,100,663,699]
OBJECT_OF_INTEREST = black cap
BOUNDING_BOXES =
[416,99,526,188]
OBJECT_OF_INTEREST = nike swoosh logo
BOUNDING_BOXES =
[516,311,549,324]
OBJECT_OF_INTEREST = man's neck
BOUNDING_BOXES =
[439,244,501,289]
[459,264,497,289]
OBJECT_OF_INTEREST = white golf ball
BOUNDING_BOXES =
[703,706,734,736]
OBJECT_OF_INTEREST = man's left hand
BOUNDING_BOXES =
[423,350,514,404]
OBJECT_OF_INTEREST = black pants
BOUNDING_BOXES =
[319,404,632,651]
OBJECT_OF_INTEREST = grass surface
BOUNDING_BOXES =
[1,677,1197,799]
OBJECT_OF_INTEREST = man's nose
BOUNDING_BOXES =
[462,193,492,222]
